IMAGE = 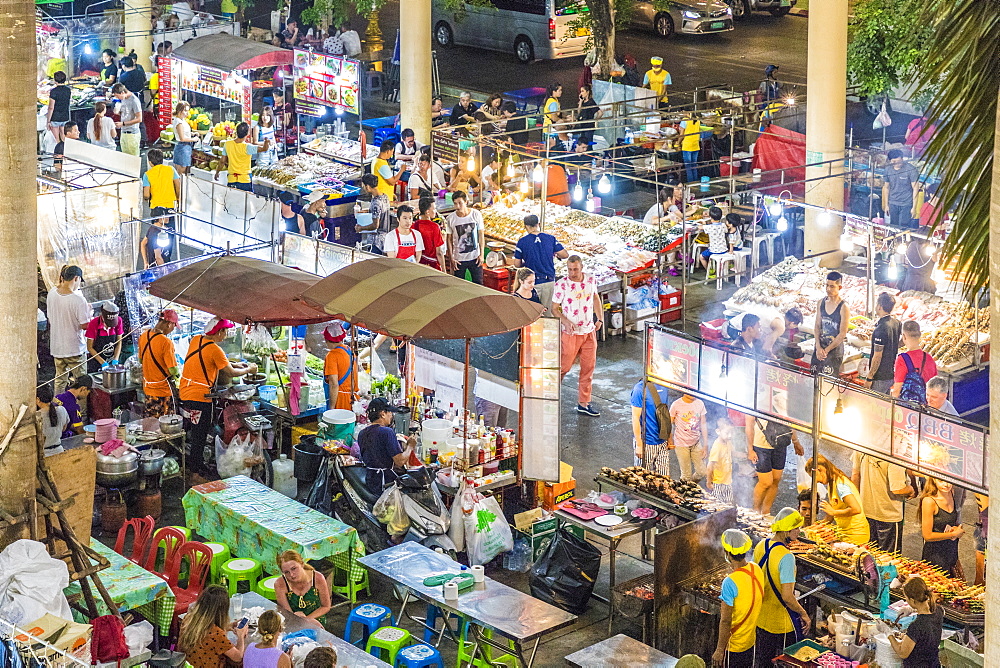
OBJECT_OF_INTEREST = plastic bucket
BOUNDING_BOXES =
[258,385,277,402]
[421,418,453,449]
[321,409,356,442]
[293,435,326,482]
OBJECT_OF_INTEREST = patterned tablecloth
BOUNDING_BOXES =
[182,476,363,578]
[65,540,176,634]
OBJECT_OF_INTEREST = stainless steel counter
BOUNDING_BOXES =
[564,634,678,668]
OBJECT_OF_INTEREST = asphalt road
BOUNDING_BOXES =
[373,4,808,98]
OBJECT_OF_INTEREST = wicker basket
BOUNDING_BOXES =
[612,573,656,619]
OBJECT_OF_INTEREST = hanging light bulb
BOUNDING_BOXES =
[506,161,516,178]
[834,397,844,414]
[573,182,584,201]
[932,267,945,283]
[466,155,475,172]
[83,44,93,55]
[156,229,171,247]
[817,209,830,226]
[840,233,854,253]
[532,163,543,183]
[597,174,611,194]
[519,179,529,194]
[585,190,595,213]
[924,243,934,257]
[776,216,788,232]
[887,258,899,280]
[895,240,908,256]
[767,200,782,217]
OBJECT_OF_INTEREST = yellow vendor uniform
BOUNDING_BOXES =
[144,162,179,209]
[223,139,259,185]
[829,476,870,545]
[643,57,672,105]
[754,538,796,636]
[372,155,396,200]
[716,529,763,668]
[681,119,702,152]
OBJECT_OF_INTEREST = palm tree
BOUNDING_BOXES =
[0,0,40,546]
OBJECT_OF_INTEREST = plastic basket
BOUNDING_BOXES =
[612,573,655,619]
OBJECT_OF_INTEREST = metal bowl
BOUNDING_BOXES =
[158,414,183,434]
[96,467,139,489]
[243,373,267,386]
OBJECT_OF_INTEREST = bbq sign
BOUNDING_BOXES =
[893,405,985,489]
[648,328,699,391]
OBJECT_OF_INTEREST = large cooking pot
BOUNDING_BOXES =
[96,451,138,474]
[96,468,138,489]
[140,449,166,476]
[158,415,183,435]
[102,365,128,390]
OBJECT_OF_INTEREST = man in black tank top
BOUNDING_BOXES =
[811,271,850,376]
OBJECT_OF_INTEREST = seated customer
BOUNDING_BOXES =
[178,585,248,668]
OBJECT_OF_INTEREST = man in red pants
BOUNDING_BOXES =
[553,255,602,416]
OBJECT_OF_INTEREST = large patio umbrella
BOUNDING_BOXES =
[148,255,329,326]
[298,257,544,339]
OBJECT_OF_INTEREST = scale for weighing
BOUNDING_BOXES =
[485,242,507,268]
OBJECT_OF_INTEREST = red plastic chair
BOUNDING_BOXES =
[168,541,215,632]
[113,516,155,565]
[143,526,186,578]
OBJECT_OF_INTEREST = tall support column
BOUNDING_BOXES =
[400,0,431,144]
[124,0,152,68]
[0,0,40,547]
[985,86,1000,665]
[803,0,848,266]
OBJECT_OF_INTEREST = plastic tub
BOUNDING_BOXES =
[258,385,278,402]
[421,418,453,450]
[321,409,356,442]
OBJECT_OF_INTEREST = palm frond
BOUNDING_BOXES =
[913,0,1000,297]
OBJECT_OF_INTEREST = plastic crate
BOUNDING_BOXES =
[659,292,682,323]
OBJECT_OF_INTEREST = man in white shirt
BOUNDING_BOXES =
[383,204,424,262]
[552,255,602,417]
[926,376,958,415]
[445,191,485,284]
[480,151,501,192]
[339,24,362,57]
[395,128,423,164]
[47,265,92,393]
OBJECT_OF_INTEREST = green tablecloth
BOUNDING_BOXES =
[182,475,363,579]
[65,539,176,634]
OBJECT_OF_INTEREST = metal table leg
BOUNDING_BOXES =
[608,535,619,634]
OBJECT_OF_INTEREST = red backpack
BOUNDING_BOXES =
[91,615,129,665]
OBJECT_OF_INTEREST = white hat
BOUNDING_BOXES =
[305,191,328,204]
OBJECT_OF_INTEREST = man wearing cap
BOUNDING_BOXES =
[179,318,257,478]
[753,508,811,665]
[323,322,357,411]
[643,57,671,107]
[85,301,124,373]
[138,310,179,418]
[357,397,415,500]
[47,265,92,393]
[714,529,764,668]
[760,65,782,102]
[56,375,94,438]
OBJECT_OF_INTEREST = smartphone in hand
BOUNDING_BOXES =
[237,617,249,629]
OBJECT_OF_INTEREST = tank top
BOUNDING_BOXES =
[173,117,192,143]
[282,572,322,617]
[242,643,285,668]
[258,124,275,144]
[818,298,845,350]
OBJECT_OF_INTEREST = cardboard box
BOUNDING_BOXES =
[563,523,586,540]
[542,479,576,511]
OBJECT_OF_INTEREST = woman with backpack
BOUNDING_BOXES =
[178,585,248,668]
[891,320,938,401]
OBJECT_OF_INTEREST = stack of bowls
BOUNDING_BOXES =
[94,419,119,444]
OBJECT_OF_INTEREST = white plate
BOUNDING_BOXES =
[594,514,624,527]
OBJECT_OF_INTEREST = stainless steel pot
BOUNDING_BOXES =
[96,451,138,474]
[140,449,166,476]
[102,365,128,390]
[96,467,138,489]
[158,414,183,435]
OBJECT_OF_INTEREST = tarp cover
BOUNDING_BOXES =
[148,256,328,326]
[300,257,544,339]
[170,33,292,71]
[752,124,807,197]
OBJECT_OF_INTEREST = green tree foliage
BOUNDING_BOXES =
[846,0,933,99]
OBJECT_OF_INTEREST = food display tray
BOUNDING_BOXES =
[595,474,699,521]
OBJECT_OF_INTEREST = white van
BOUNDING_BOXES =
[432,0,590,64]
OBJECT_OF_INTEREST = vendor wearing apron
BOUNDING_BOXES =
[85,302,123,373]
[357,397,415,500]
[713,529,763,668]
[322,321,357,410]
[179,318,257,478]
[138,309,179,418]
[753,508,811,666]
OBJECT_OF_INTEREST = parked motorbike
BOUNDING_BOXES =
[332,456,456,556]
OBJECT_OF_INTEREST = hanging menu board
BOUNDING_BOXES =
[292,49,361,116]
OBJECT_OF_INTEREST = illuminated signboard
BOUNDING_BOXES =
[292,49,361,116]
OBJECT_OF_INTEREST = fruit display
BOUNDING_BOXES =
[599,466,715,512]
[303,137,377,164]
[211,121,238,140]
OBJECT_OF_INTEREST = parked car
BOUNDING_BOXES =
[725,0,796,19]
[630,0,734,39]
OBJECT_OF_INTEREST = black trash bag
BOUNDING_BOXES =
[529,527,602,614]
[305,455,333,516]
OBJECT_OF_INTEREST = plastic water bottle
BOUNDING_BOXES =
[272,454,296,497]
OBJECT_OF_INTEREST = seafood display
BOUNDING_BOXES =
[251,154,360,191]
[302,136,377,164]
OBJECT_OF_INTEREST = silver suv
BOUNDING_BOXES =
[726,0,796,19]
[631,0,734,38]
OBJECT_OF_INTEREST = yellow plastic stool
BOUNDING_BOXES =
[365,626,411,665]
[220,558,262,595]
[203,543,231,584]
[256,575,280,601]
[166,525,192,540]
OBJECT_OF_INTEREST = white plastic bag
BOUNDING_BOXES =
[873,101,892,130]
[448,478,467,552]
[0,540,73,626]
[373,485,409,536]
[215,433,261,479]
[463,493,514,566]
[123,620,154,655]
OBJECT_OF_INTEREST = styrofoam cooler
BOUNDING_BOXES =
[874,634,902,668]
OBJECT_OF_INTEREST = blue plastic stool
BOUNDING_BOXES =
[422,604,464,644]
[395,643,444,668]
[374,128,401,146]
[344,603,392,647]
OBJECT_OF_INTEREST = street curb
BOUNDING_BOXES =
[790,8,808,16]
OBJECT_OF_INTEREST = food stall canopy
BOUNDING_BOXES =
[300,257,545,339]
[148,256,330,326]
[170,33,292,71]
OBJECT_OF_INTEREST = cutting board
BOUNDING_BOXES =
[558,501,608,521]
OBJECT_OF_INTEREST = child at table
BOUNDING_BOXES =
[243,611,290,668]
[706,417,735,506]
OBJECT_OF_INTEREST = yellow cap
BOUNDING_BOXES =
[771,507,804,532]
[721,529,752,555]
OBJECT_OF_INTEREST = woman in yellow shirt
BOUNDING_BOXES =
[809,454,870,545]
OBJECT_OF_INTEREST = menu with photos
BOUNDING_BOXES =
[292,49,361,116]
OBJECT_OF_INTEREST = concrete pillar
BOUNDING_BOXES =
[803,0,848,267]
[124,0,152,72]
[986,86,1000,666]
[399,0,431,144]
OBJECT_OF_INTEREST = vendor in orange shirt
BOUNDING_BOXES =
[323,321,357,411]
[179,318,257,478]
[139,309,179,418]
